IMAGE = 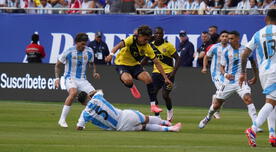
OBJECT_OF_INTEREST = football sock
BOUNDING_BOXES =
[60,105,71,121]
[252,103,273,133]
[147,83,156,102]
[145,124,169,132]
[268,107,276,137]
[148,116,169,125]
[206,104,216,120]
[247,103,257,123]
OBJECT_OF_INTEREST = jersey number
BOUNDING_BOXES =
[263,39,276,59]
[89,105,109,120]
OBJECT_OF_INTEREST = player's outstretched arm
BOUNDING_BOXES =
[54,60,63,89]
[201,55,209,74]
[239,48,252,87]
[90,62,100,79]
[248,57,258,85]
[105,41,125,62]
[152,58,172,86]
[168,52,180,78]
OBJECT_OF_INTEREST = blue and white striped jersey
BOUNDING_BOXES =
[59,46,94,80]
[206,43,229,82]
[246,24,276,71]
[78,91,122,130]
[221,45,253,84]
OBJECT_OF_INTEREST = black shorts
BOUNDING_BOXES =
[116,65,145,79]
[152,73,175,91]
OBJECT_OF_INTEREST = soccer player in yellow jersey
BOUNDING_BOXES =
[105,25,172,113]
[142,27,180,121]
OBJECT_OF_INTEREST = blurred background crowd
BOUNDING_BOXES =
[0,0,275,15]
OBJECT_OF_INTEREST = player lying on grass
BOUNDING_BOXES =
[76,90,182,132]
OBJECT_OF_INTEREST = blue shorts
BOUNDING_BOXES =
[152,73,175,91]
[116,65,144,79]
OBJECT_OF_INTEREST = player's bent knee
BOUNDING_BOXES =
[243,94,252,104]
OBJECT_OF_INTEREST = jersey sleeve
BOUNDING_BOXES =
[246,32,257,51]
[206,44,215,57]
[145,44,156,60]
[123,35,134,47]
[76,110,86,128]
[58,50,69,64]
[168,43,176,56]
[87,48,94,63]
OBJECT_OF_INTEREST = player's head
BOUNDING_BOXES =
[219,30,229,45]
[228,31,240,46]
[153,27,164,42]
[75,33,89,51]
[266,9,276,25]
[208,25,218,35]
[201,31,210,43]
[77,90,96,105]
[32,34,39,44]
[137,25,152,46]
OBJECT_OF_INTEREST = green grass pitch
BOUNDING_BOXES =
[0,100,274,152]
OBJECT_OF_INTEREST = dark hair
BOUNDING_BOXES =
[78,91,88,104]
[202,31,209,35]
[75,33,89,43]
[32,34,39,44]
[229,30,240,37]
[137,25,152,37]
[267,9,276,22]
[209,25,218,29]
[219,30,229,36]
[154,27,164,33]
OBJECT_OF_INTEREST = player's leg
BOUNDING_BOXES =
[213,78,223,119]
[116,65,140,98]
[151,73,164,116]
[58,79,78,127]
[137,71,162,113]
[199,84,232,129]
[162,85,173,121]
[144,116,171,126]
[268,107,276,147]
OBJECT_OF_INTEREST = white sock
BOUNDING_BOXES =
[145,124,169,132]
[252,103,273,133]
[267,107,276,137]
[150,102,156,106]
[247,103,257,123]
[207,104,216,120]
[148,116,170,125]
[59,105,71,121]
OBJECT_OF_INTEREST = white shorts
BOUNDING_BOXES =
[65,78,95,93]
[259,64,276,100]
[215,82,251,100]
[212,75,222,90]
[116,110,145,131]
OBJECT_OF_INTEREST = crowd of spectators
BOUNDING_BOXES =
[0,0,274,14]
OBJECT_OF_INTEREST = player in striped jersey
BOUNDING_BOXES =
[199,31,260,130]
[76,90,182,132]
[55,33,100,128]
[201,30,229,119]
[240,9,276,147]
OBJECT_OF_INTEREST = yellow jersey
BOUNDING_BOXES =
[115,35,156,66]
[151,41,176,73]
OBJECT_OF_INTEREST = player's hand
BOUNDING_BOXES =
[239,73,247,87]
[105,55,112,63]
[201,68,207,74]
[165,77,173,87]
[167,71,175,79]
[248,76,257,85]
[54,78,60,89]
[93,72,100,79]
[225,74,234,80]
[76,126,83,130]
